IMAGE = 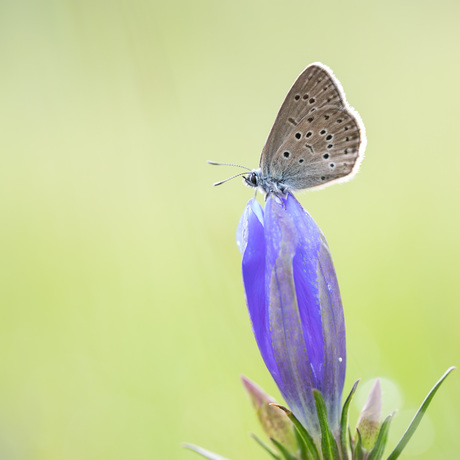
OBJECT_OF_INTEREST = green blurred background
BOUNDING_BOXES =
[0,1,458,458]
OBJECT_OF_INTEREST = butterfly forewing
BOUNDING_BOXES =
[267,106,364,190]
[260,63,347,175]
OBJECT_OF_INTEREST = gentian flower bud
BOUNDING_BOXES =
[241,375,298,452]
[357,379,382,450]
[237,193,346,438]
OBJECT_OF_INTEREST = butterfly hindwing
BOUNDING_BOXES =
[267,106,364,190]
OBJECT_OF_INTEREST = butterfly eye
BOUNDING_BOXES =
[250,174,258,185]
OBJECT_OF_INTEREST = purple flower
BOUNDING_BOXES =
[237,193,346,437]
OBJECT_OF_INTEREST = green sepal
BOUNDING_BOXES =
[348,428,354,459]
[340,379,360,459]
[182,443,231,460]
[313,390,340,460]
[367,412,394,460]
[295,427,308,460]
[250,433,282,460]
[386,366,455,460]
[269,403,320,460]
[270,437,297,460]
[354,429,364,460]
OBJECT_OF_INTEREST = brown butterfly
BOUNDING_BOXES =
[210,62,366,197]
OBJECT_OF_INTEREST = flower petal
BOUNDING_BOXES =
[316,231,346,428]
[264,195,319,434]
[239,200,278,375]
[237,199,263,255]
[286,194,346,429]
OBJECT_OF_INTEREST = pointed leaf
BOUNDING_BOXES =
[340,379,360,460]
[313,390,340,460]
[270,437,297,460]
[269,403,320,460]
[367,412,394,460]
[386,366,455,460]
[183,443,231,460]
[250,433,282,460]
[348,428,354,459]
[294,428,309,460]
[354,429,364,460]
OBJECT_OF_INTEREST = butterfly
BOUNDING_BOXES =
[210,62,366,197]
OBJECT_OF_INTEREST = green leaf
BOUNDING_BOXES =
[182,443,231,460]
[313,390,340,460]
[269,403,320,460]
[386,366,455,460]
[270,437,297,460]
[250,433,282,460]
[368,412,394,460]
[295,428,308,460]
[340,379,360,460]
[348,428,354,459]
[354,429,364,460]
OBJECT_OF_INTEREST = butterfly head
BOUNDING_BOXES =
[244,168,289,197]
[243,170,260,188]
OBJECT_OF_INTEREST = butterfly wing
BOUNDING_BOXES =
[267,105,366,190]
[260,63,347,176]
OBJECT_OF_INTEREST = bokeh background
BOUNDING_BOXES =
[0,1,458,459]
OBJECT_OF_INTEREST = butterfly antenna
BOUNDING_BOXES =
[207,160,251,171]
[213,171,248,187]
